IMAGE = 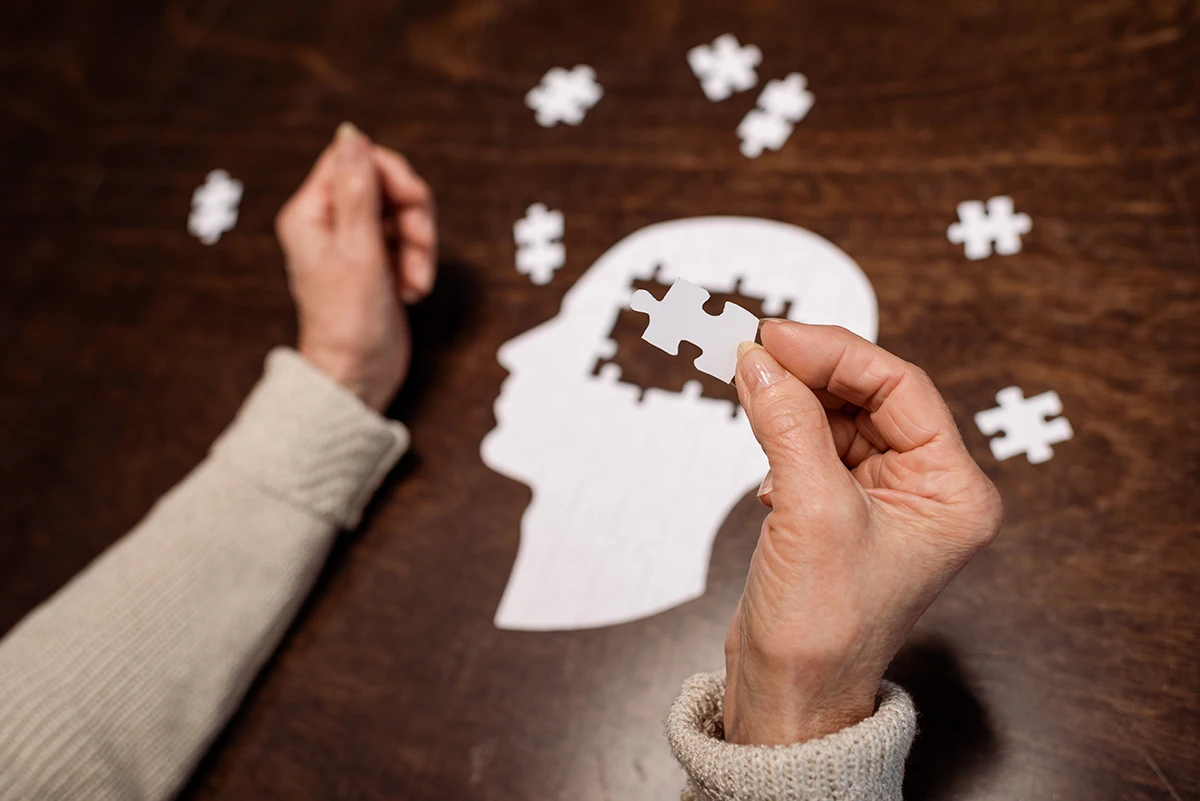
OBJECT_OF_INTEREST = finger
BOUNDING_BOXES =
[330,123,384,251]
[844,421,884,466]
[372,145,434,207]
[760,322,960,454]
[827,411,884,468]
[399,203,438,298]
[275,142,338,246]
[827,411,858,457]
[734,342,848,491]
[373,145,438,300]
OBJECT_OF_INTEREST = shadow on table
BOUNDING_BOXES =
[886,637,999,801]
[389,256,484,424]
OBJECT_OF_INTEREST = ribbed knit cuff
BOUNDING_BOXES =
[666,672,916,801]
[211,348,410,528]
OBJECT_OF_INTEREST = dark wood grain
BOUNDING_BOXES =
[2,1,1198,799]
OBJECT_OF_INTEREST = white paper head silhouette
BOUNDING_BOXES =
[481,217,878,631]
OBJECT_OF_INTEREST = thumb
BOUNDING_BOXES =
[331,122,384,250]
[735,341,846,492]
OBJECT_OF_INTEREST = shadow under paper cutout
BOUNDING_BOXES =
[886,637,1000,800]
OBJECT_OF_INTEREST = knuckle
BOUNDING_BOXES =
[975,478,1005,544]
[415,178,434,205]
[274,204,295,239]
[955,471,1004,552]
[907,362,931,382]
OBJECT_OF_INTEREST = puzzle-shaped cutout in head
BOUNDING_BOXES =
[482,217,878,631]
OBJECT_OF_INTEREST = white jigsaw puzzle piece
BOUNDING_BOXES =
[986,196,1032,256]
[189,169,243,245]
[687,34,762,102]
[948,196,1032,260]
[757,73,814,123]
[737,109,794,158]
[525,65,603,127]
[630,278,759,383]
[514,203,566,285]
[974,386,1073,464]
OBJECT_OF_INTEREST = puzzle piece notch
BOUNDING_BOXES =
[974,386,1073,464]
[630,279,759,383]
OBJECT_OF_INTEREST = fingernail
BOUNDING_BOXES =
[336,122,368,161]
[757,317,788,335]
[756,471,774,498]
[737,341,788,393]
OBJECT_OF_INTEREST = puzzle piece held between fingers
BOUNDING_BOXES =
[630,279,759,383]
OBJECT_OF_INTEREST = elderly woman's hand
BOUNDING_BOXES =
[726,322,1003,745]
[275,123,437,412]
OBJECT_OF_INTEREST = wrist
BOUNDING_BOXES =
[723,652,879,745]
[297,344,401,413]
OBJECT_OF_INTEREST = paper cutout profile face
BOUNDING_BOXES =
[481,217,878,631]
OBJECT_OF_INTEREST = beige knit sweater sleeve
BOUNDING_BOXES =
[0,348,409,801]
[665,672,918,801]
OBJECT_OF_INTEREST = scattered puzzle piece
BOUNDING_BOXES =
[737,73,814,158]
[687,34,761,102]
[948,196,1032,260]
[188,169,242,245]
[757,73,814,122]
[630,278,759,383]
[974,386,1073,464]
[737,110,795,159]
[525,65,603,128]
[514,203,565,285]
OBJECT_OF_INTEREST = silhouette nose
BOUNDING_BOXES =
[497,320,556,373]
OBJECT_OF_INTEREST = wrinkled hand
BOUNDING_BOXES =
[276,123,437,412]
[725,322,1002,745]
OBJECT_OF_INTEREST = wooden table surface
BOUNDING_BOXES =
[2,1,1197,798]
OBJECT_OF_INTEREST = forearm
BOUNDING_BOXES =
[667,671,916,801]
[0,349,408,801]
